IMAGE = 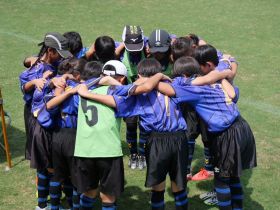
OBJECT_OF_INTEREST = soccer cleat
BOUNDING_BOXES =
[138,155,146,170]
[191,168,214,181]
[199,190,216,200]
[128,154,138,169]
[204,195,218,206]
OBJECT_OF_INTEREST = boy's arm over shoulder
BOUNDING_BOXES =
[78,84,117,108]
[192,70,234,86]
[130,73,172,95]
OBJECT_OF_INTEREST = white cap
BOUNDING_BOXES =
[102,60,128,77]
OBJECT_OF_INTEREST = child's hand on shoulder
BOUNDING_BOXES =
[43,70,53,79]
[77,84,89,97]
[160,73,172,82]
[51,77,66,89]
[67,85,79,95]
[62,73,75,81]
[34,78,47,91]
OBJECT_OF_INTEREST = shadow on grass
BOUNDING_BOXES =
[192,143,264,210]
[0,123,26,167]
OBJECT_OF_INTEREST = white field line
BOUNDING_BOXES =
[0,30,40,43]
[239,98,280,118]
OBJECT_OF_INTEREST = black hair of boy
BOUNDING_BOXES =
[173,56,201,78]
[194,44,219,66]
[81,61,103,80]
[187,33,199,46]
[171,37,195,61]
[137,58,162,77]
[95,36,116,64]
[57,57,86,76]
[63,31,83,56]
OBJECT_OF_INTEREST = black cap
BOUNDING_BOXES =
[122,25,144,51]
[39,32,72,58]
[148,29,171,53]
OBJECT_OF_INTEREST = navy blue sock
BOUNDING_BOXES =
[151,190,165,210]
[214,176,232,210]
[126,121,138,155]
[230,177,243,210]
[72,188,80,210]
[62,178,73,207]
[49,181,61,210]
[102,202,117,210]
[204,147,213,171]
[139,129,148,156]
[173,190,188,210]
[37,169,50,208]
[187,139,195,174]
[80,193,96,210]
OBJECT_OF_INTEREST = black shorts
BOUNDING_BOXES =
[52,128,76,182]
[30,121,53,170]
[209,116,257,177]
[73,156,124,197]
[180,103,200,140]
[145,131,188,190]
[24,104,36,160]
[123,116,138,124]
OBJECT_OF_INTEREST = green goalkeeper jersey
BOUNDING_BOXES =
[74,86,122,158]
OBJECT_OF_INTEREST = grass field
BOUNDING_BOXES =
[0,0,280,209]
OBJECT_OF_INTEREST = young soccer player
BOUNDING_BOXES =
[20,32,71,210]
[78,58,190,210]
[148,29,173,76]
[120,25,148,169]
[190,45,238,183]
[152,56,256,210]
[85,36,117,63]
[46,59,102,210]
[72,60,127,210]
[63,31,88,59]
[176,43,238,183]
[19,32,71,162]
[170,37,203,181]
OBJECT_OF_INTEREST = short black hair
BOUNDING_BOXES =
[81,61,102,80]
[173,56,201,77]
[194,44,219,67]
[186,33,199,46]
[63,31,83,56]
[94,36,116,64]
[171,37,195,61]
[137,58,162,77]
[57,57,86,76]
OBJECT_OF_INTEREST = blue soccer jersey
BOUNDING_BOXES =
[57,80,80,128]
[113,84,187,133]
[216,50,237,71]
[31,80,53,115]
[171,77,240,132]
[76,47,89,58]
[19,62,56,104]
[54,78,100,128]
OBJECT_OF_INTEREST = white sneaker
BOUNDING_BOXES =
[128,154,138,169]
[204,196,218,206]
[138,155,146,170]
[35,206,47,210]
[199,190,216,200]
